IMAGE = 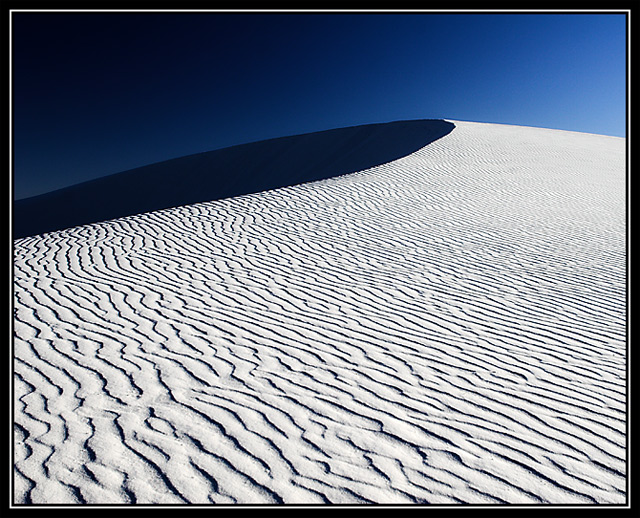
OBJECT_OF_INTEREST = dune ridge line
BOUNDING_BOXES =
[13,119,454,239]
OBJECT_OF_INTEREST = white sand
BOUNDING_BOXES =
[12,120,626,505]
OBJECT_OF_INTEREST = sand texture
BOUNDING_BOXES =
[13,120,626,504]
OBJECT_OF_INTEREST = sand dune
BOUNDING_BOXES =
[12,120,626,505]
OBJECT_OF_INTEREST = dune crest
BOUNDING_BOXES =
[13,120,626,504]
[13,120,454,239]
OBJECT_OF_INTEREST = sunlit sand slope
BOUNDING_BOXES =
[13,120,626,504]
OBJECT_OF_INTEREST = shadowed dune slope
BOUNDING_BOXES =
[13,119,454,238]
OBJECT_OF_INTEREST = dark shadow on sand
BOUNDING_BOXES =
[13,119,454,239]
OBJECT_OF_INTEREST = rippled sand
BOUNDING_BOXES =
[13,120,626,505]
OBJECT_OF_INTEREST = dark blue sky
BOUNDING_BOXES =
[12,11,627,200]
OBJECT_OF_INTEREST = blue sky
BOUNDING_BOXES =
[12,11,627,199]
